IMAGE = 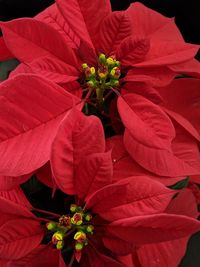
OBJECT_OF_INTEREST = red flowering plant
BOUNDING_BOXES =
[0,0,200,266]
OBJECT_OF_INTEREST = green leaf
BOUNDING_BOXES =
[168,177,189,190]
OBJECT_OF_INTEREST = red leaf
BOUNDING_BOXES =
[75,152,112,201]
[124,66,175,87]
[0,37,14,61]
[169,58,200,77]
[158,78,200,135]
[136,189,198,267]
[118,94,200,176]
[82,245,123,267]
[103,235,135,256]
[36,162,54,188]
[0,74,79,176]
[127,3,184,42]
[91,176,174,221]
[135,41,199,67]
[36,4,80,49]
[98,11,132,55]
[0,187,33,218]
[0,218,43,260]
[56,0,111,50]
[0,259,7,267]
[116,36,150,66]
[51,109,105,194]
[106,135,183,186]
[163,108,200,142]
[107,213,200,245]
[10,56,78,84]
[137,238,189,267]
[0,174,31,191]
[171,123,200,174]
[118,94,175,150]
[166,188,198,218]
[56,0,93,45]
[121,82,163,104]
[0,18,78,69]
[8,245,60,267]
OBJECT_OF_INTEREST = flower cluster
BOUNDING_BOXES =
[0,0,200,267]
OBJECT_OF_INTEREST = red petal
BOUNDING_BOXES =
[118,254,141,267]
[158,78,200,135]
[56,0,111,50]
[0,18,78,69]
[124,66,175,87]
[36,4,80,49]
[0,187,33,218]
[171,123,200,174]
[170,58,200,77]
[107,213,200,245]
[116,36,150,66]
[82,245,123,267]
[0,259,7,266]
[135,41,199,67]
[127,3,184,42]
[0,74,79,176]
[118,94,200,176]
[166,188,198,218]
[75,152,112,201]
[86,176,174,221]
[126,4,199,72]
[138,190,197,267]
[9,245,61,267]
[98,11,132,55]
[36,162,54,188]
[0,174,31,191]
[0,37,14,61]
[121,82,163,104]
[51,109,105,194]
[106,135,184,186]
[118,93,175,150]
[0,218,43,260]
[163,108,200,142]
[137,237,189,267]
[103,236,135,256]
[11,56,78,84]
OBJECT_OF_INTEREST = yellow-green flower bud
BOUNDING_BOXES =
[70,204,77,213]
[87,80,96,88]
[75,242,84,252]
[82,63,88,69]
[46,222,57,231]
[71,213,83,225]
[56,240,64,250]
[86,225,94,234]
[74,231,87,242]
[106,57,115,66]
[85,213,92,221]
[110,79,119,87]
[99,53,106,64]
[52,231,64,245]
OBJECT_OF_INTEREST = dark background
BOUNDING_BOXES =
[0,0,200,44]
[0,0,200,266]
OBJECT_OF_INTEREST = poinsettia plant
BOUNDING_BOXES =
[0,0,200,266]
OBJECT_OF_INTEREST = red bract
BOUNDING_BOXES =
[117,93,200,178]
[158,78,200,136]
[0,1,199,88]
[118,188,199,267]
[41,110,200,266]
[0,37,14,61]
[0,74,80,187]
[0,188,44,261]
